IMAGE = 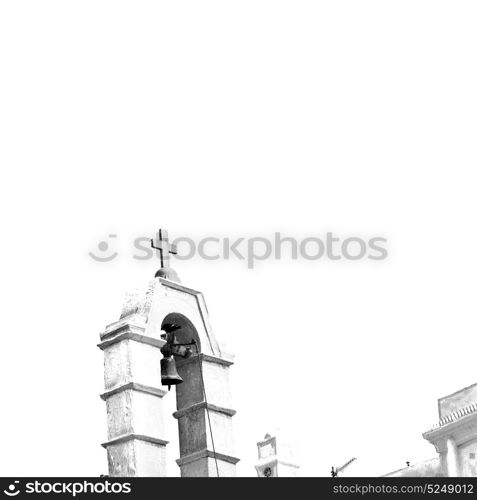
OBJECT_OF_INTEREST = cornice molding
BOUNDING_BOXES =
[102,433,169,448]
[100,382,168,400]
[173,401,236,419]
[176,449,240,466]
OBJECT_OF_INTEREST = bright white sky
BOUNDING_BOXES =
[1,0,477,478]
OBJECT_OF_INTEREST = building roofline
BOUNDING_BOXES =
[438,381,477,405]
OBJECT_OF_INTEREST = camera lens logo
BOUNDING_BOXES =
[3,481,20,497]
[89,234,118,262]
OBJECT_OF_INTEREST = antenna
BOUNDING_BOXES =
[331,457,357,477]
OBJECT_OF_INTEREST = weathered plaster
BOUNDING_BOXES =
[99,276,238,477]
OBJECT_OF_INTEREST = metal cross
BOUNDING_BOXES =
[150,229,178,268]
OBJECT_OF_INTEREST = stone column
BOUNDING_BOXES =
[446,437,459,477]
[99,318,169,477]
[173,353,239,477]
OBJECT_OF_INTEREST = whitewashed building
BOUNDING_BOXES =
[385,383,477,477]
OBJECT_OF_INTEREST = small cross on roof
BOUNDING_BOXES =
[150,229,178,268]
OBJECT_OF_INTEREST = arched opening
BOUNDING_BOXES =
[158,310,236,477]
[161,313,201,354]
[160,313,205,475]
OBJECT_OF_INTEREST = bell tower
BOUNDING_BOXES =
[255,433,300,477]
[98,230,239,476]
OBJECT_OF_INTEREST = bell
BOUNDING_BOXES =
[160,355,183,390]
